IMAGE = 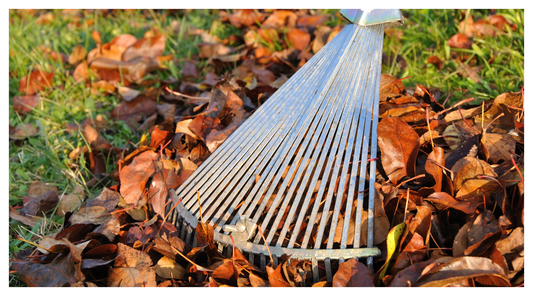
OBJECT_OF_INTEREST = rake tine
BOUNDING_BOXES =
[167,9,403,282]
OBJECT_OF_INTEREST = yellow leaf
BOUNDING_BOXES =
[377,222,406,280]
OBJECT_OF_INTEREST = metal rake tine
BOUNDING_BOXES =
[266,24,372,246]
[192,31,351,223]
[177,29,350,212]
[175,27,351,204]
[245,25,362,235]
[166,9,404,281]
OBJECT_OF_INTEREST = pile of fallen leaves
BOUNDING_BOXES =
[10,9,523,287]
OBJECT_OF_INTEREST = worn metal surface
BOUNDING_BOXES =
[340,9,404,27]
[166,10,402,282]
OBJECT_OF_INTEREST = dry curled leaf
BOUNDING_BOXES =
[333,258,373,287]
[413,256,510,287]
[377,116,420,185]
[19,70,54,95]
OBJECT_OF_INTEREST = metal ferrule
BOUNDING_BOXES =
[340,9,404,27]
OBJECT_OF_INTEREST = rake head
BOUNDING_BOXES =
[166,9,403,283]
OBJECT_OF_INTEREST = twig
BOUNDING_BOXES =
[457,106,478,132]
[510,156,524,184]
[257,225,275,268]
[404,188,410,222]
[436,97,475,116]
[426,107,435,148]
[165,87,209,101]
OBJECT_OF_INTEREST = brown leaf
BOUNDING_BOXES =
[73,61,90,82]
[332,258,373,287]
[413,256,510,287]
[122,34,165,62]
[9,123,39,140]
[448,33,472,49]
[152,234,190,261]
[153,256,186,279]
[68,45,87,66]
[86,187,121,211]
[266,264,291,287]
[390,258,436,287]
[459,16,477,37]
[68,205,109,225]
[380,74,405,101]
[211,259,239,285]
[427,55,443,70]
[426,192,480,214]
[488,14,516,30]
[475,91,523,131]
[377,116,420,185]
[181,61,198,78]
[249,272,269,287]
[286,28,310,51]
[473,19,496,37]
[148,168,180,216]
[119,150,159,207]
[451,156,499,200]
[9,207,42,227]
[19,70,54,95]
[296,15,327,29]
[195,221,216,251]
[100,34,138,61]
[118,86,140,102]
[57,185,85,216]
[22,190,59,217]
[379,105,422,118]
[457,61,482,83]
[228,9,264,28]
[83,124,111,150]
[113,241,154,266]
[251,67,276,85]
[395,232,427,270]
[480,133,516,164]
[463,229,503,256]
[312,26,331,53]
[12,95,40,114]
[110,95,157,122]
[495,227,524,278]
[262,10,297,29]
[92,213,121,242]
[91,80,115,95]
[27,181,58,198]
[452,221,472,256]
[90,56,159,83]
[468,210,500,247]
[425,147,444,192]
[12,252,77,287]
[108,267,156,287]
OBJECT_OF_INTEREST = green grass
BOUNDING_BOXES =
[8,9,524,286]
[8,9,223,286]
[382,9,524,104]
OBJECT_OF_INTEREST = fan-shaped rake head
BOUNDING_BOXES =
[166,9,403,283]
